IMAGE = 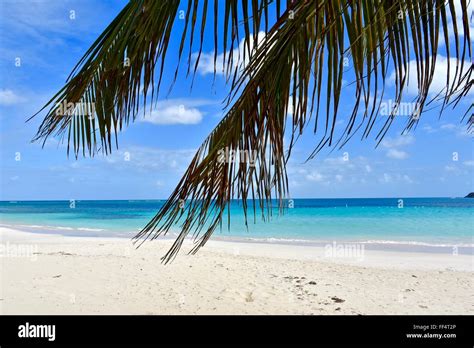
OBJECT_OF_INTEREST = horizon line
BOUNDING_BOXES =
[0,195,471,202]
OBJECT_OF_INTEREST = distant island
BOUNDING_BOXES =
[465,192,474,198]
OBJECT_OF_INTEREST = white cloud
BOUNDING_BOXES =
[194,31,266,76]
[381,173,392,183]
[306,171,324,182]
[449,1,474,39]
[444,165,457,172]
[323,156,353,166]
[379,172,413,184]
[140,98,215,125]
[0,89,25,105]
[289,155,376,188]
[421,122,472,137]
[381,135,415,148]
[422,124,437,134]
[386,149,408,160]
[440,123,473,138]
[403,174,413,184]
[70,146,197,175]
[400,55,473,96]
[440,123,457,130]
[145,105,202,125]
[463,160,474,167]
[382,135,413,159]
[118,147,195,172]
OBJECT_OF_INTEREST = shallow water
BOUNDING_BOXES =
[1,198,472,252]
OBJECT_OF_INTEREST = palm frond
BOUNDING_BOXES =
[133,0,473,262]
[30,0,181,157]
[30,0,284,157]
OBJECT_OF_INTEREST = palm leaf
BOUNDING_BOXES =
[134,0,473,263]
[31,0,473,262]
[30,0,282,157]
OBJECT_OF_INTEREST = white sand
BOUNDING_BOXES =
[0,227,472,314]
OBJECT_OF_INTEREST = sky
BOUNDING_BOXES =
[0,0,472,200]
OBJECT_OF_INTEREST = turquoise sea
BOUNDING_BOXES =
[0,198,473,253]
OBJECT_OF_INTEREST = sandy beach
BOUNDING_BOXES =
[0,227,472,315]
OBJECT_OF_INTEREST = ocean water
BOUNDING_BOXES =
[0,198,473,252]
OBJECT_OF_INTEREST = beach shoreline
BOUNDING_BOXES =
[1,226,472,314]
[1,222,472,256]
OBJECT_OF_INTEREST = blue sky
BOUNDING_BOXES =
[0,0,472,200]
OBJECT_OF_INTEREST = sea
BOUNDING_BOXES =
[0,198,472,254]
